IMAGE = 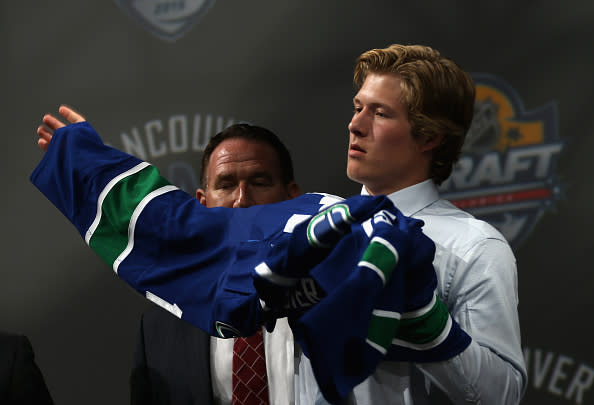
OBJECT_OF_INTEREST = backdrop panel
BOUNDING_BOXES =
[2,1,593,403]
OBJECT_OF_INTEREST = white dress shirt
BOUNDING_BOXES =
[211,317,295,405]
[295,180,527,404]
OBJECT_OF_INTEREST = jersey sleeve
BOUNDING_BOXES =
[29,122,316,337]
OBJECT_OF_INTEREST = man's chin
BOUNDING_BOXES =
[346,166,364,185]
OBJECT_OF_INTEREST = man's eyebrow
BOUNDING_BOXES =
[212,173,235,184]
[352,97,394,111]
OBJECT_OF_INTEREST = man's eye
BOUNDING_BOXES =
[376,111,387,118]
[353,107,362,113]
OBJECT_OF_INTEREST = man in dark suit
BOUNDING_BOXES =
[130,123,300,404]
[0,330,54,405]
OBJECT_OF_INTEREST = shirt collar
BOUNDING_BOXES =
[360,179,440,216]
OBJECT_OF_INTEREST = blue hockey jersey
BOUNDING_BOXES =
[30,122,471,404]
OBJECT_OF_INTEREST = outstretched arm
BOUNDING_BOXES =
[37,105,86,151]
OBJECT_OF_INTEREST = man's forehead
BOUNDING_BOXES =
[207,138,281,177]
[354,74,405,109]
[210,139,275,162]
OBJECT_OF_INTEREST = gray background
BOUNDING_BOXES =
[2,1,594,403]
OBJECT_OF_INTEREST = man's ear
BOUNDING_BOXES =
[195,188,207,206]
[286,181,301,200]
[420,133,444,153]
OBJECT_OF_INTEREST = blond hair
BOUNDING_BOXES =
[354,44,475,184]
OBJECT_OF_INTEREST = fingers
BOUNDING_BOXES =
[41,114,66,132]
[37,124,53,152]
[58,105,86,123]
[37,125,53,141]
[37,137,50,152]
[37,117,58,152]
[36,105,87,152]
[41,105,86,131]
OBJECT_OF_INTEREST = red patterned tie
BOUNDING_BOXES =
[232,328,270,405]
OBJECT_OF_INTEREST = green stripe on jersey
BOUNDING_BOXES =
[89,165,170,266]
[360,237,398,283]
[367,312,400,352]
[396,297,449,345]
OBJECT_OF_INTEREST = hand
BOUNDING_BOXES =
[37,105,86,151]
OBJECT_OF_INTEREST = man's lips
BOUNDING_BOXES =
[349,144,366,157]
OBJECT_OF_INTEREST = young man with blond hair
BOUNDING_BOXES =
[295,44,526,404]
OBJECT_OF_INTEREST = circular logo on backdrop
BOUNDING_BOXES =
[439,73,563,248]
[114,0,216,41]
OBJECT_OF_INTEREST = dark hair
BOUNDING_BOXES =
[354,44,476,185]
[200,123,295,187]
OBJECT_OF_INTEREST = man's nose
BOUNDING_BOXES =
[348,110,367,137]
[232,183,254,208]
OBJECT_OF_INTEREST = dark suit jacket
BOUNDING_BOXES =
[0,331,54,405]
[130,305,214,405]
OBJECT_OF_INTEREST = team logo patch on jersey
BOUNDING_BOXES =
[215,321,243,338]
[114,0,215,41]
[439,74,563,248]
[307,203,353,248]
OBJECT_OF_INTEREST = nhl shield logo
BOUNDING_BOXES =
[114,0,215,41]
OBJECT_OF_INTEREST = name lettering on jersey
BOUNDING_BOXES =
[439,73,564,248]
[285,278,323,311]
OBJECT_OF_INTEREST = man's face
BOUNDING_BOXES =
[347,73,433,195]
[196,138,299,208]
